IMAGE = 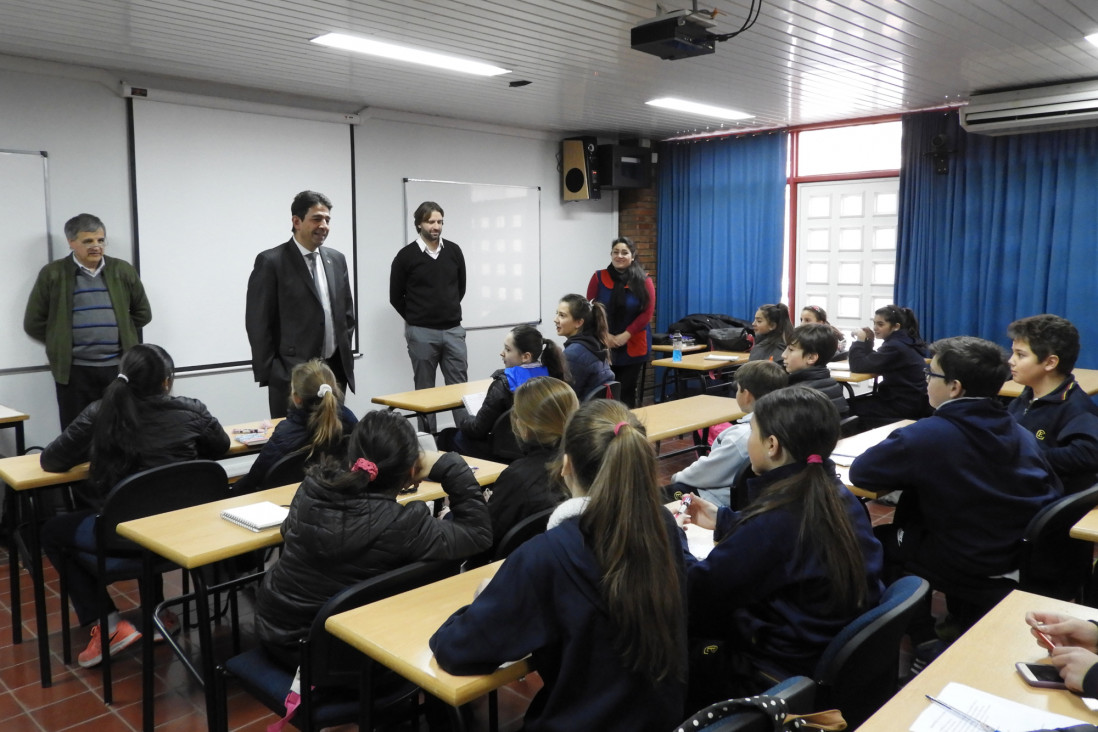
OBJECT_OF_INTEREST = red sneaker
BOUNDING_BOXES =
[77,620,143,668]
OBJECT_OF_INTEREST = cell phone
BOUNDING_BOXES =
[1016,661,1068,689]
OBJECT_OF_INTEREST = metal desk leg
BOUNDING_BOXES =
[140,552,156,732]
[192,570,220,732]
[5,487,21,645]
[14,422,25,456]
[21,490,52,686]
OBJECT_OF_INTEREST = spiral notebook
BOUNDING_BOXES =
[220,501,289,532]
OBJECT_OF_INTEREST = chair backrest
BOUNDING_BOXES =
[494,506,555,560]
[813,575,929,729]
[490,408,525,463]
[1020,482,1098,600]
[305,559,462,689]
[261,447,310,490]
[676,676,817,732]
[582,381,621,402]
[99,460,231,554]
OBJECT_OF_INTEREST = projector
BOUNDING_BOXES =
[631,10,717,60]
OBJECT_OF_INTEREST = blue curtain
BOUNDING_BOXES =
[897,111,1098,365]
[656,132,788,330]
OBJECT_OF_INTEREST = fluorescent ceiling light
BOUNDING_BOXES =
[646,97,753,120]
[1086,33,1098,48]
[312,32,510,77]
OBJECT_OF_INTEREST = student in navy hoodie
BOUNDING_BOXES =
[851,336,1060,632]
[680,386,882,701]
[553,293,615,400]
[749,303,795,366]
[847,304,930,428]
[431,399,687,731]
[782,323,849,416]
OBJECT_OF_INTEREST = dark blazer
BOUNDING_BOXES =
[245,238,356,391]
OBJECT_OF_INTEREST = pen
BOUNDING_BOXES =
[924,694,999,732]
[676,494,692,517]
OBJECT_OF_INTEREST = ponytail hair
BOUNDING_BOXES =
[559,293,610,360]
[90,343,174,489]
[742,386,869,612]
[563,400,685,684]
[758,303,795,343]
[290,359,346,458]
[510,324,571,384]
[610,237,650,309]
[327,410,420,495]
[511,376,578,449]
[876,304,925,345]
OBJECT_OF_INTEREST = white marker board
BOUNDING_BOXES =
[1,149,51,372]
[403,179,540,329]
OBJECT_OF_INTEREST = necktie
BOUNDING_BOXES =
[306,252,336,358]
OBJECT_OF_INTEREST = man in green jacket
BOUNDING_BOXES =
[24,214,152,429]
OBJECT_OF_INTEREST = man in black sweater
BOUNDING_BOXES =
[389,201,468,431]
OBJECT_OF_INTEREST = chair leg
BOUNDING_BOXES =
[181,569,191,631]
[59,558,72,665]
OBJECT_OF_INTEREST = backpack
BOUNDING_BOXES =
[667,313,754,343]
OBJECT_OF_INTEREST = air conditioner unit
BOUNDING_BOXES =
[960,80,1098,136]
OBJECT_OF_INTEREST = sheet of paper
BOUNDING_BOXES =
[910,682,1089,732]
[462,392,487,417]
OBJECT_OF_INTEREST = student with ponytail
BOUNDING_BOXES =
[438,324,569,460]
[749,303,795,365]
[848,303,931,427]
[681,386,883,699]
[39,343,230,667]
[431,400,687,731]
[553,293,615,399]
[255,409,492,665]
[234,359,357,493]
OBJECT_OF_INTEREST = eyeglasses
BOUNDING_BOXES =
[924,368,948,383]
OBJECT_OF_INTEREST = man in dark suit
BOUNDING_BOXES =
[246,190,355,418]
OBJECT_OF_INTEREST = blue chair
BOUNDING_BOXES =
[673,676,817,732]
[813,575,930,729]
[1020,483,1098,602]
[215,559,461,732]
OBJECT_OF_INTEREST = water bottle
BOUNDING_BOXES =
[672,331,683,362]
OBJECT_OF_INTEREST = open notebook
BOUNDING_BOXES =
[462,392,488,417]
[220,501,289,532]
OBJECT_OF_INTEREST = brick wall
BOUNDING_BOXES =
[617,184,660,403]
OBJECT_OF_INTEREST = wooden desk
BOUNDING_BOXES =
[831,420,914,500]
[652,343,707,354]
[1000,368,1098,399]
[326,561,530,721]
[116,455,505,732]
[633,394,745,443]
[372,379,494,414]
[650,351,750,401]
[1070,506,1098,541]
[858,590,1098,731]
[0,404,28,456]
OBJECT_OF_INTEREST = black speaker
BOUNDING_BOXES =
[562,136,600,201]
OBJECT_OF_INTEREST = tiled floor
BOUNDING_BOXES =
[0,432,895,731]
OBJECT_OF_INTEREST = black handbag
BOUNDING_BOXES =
[674,695,846,731]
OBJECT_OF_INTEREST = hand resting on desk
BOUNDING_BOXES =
[1026,611,1098,692]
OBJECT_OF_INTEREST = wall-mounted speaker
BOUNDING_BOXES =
[597,144,652,189]
[562,136,600,201]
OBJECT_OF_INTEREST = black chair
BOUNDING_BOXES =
[813,575,929,729]
[582,381,622,402]
[490,409,525,463]
[494,506,555,560]
[261,447,309,489]
[1019,482,1098,602]
[58,460,231,703]
[674,676,817,732]
[215,559,462,732]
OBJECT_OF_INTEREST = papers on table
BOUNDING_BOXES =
[828,361,852,372]
[830,452,858,468]
[910,682,1088,732]
[462,392,487,417]
[218,454,260,479]
[234,432,270,446]
[704,354,742,362]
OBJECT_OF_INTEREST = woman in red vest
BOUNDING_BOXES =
[586,236,655,407]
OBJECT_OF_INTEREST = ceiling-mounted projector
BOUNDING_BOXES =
[631,10,717,60]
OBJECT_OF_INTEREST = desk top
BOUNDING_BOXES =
[651,343,708,354]
[832,420,914,500]
[1071,507,1098,542]
[0,418,285,491]
[858,590,1098,731]
[225,418,283,453]
[826,364,877,383]
[651,351,749,371]
[0,405,29,424]
[116,455,506,569]
[325,561,531,707]
[372,379,495,413]
[633,395,745,442]
[1000,368,1098,399]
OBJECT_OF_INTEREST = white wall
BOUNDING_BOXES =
[0,58,616,453]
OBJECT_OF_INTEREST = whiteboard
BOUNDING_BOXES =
[131,99,355,371]
[403,179,540,329]
[0,150,51,372]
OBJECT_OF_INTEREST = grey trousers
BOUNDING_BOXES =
[405,324,468,432]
